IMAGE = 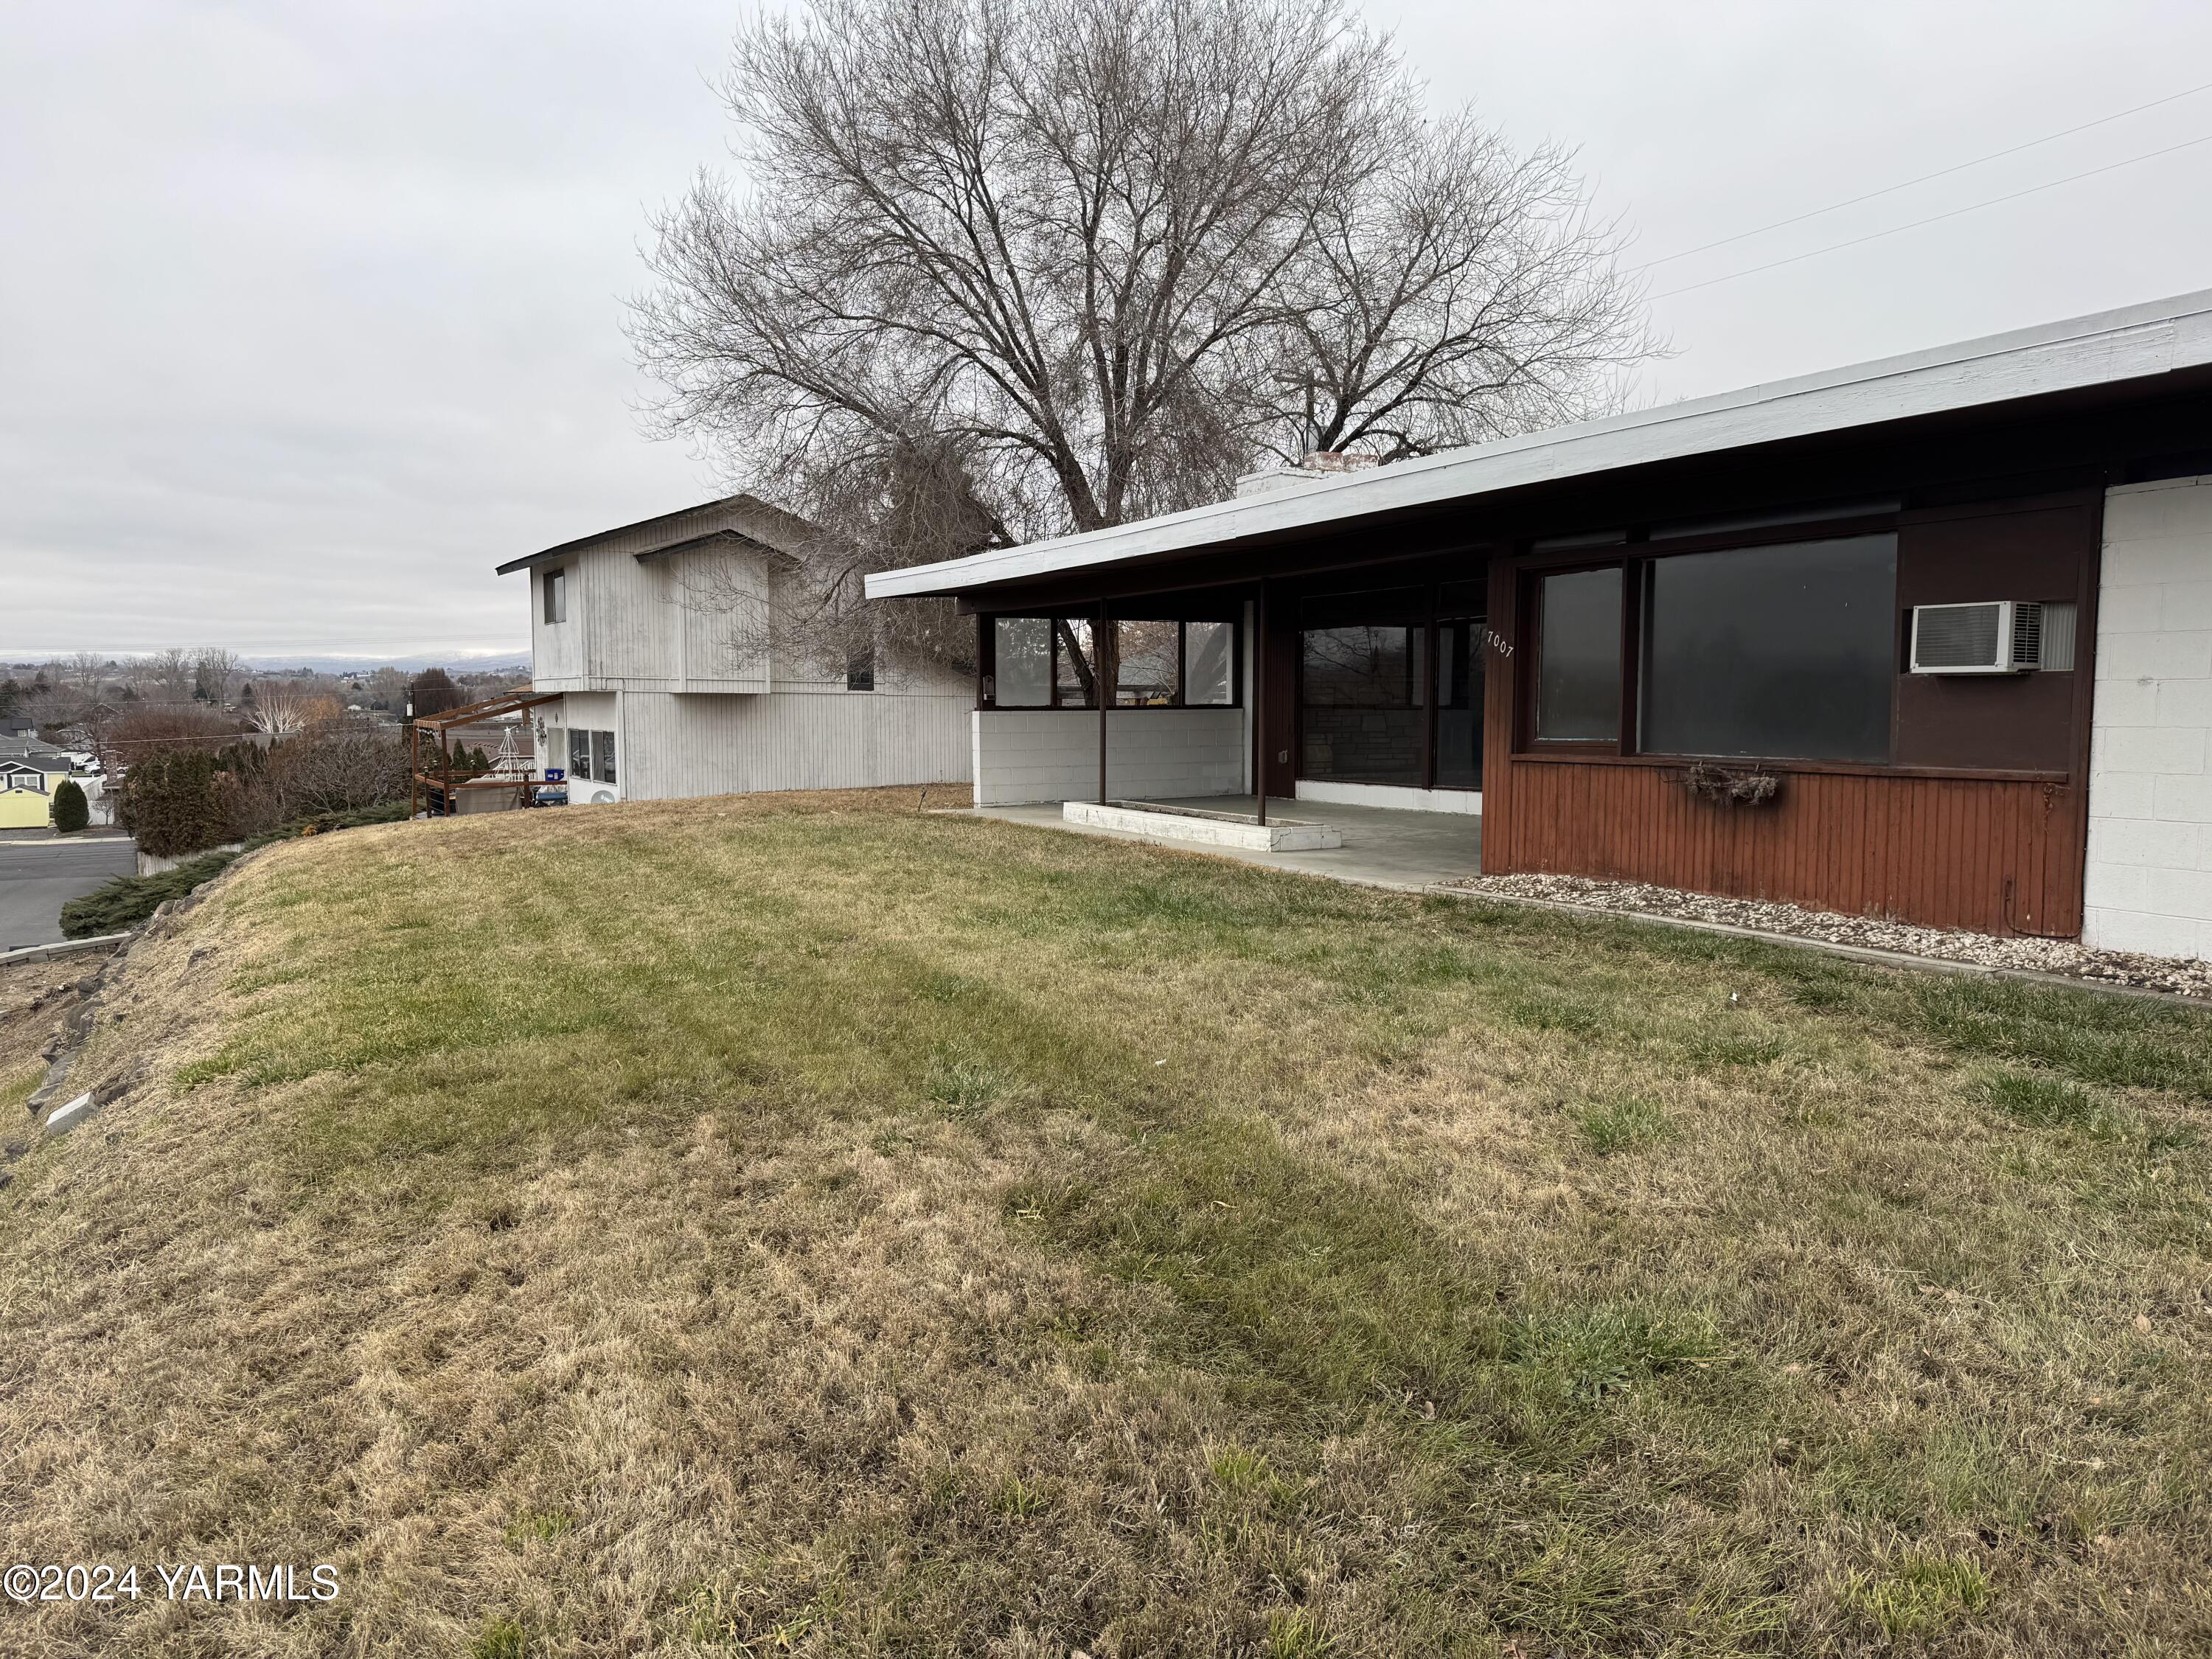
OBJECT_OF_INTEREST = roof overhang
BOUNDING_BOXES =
[631,527,789,566]
[865,287,2212,603]
[496,492,824,576]
[410,686,566,731]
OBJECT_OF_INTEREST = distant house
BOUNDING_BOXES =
[496,495,970,804]
[0,741,75,830]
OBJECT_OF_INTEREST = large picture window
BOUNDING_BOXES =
[1534,567,1623,742]
[1640,534,1895,763]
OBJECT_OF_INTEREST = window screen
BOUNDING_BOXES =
[1640,534,1895,763]
[993,617,1050,706]
[1183,620,1234,706]
[1300,625,1426,784]
[1534,568,1622,742]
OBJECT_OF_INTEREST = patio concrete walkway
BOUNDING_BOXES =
[965,793,1481,891]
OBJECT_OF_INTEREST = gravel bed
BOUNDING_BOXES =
[1440,872,2212,999]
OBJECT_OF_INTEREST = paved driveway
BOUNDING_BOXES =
[0,835,137,950]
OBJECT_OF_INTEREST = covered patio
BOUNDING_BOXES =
[967,792,1483,891]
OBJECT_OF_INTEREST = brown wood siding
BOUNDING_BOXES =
[1483,759,2081,936]
[1478,491,2099,937]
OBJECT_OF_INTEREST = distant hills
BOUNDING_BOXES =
[240,652,532,675]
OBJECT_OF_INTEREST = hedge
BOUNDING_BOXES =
[58,801,410,939]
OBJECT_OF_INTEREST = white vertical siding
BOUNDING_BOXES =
[973,708,1247,806]
[2084,475,2212,961]
[619,689,973,799]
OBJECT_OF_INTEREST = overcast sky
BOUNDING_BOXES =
[4,0,2210,660]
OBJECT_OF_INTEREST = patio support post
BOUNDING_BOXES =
[1254,580,1268,827]
[1097,600,1109,805]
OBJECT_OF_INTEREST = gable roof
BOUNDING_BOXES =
[495,493,822,576]
[866,286,2212,602]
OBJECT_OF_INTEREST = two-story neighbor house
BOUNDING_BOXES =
[497,494,971,803]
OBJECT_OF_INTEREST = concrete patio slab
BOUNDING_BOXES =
[970,793,1481,891]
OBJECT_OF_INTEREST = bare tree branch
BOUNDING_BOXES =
[630,0,1658,670]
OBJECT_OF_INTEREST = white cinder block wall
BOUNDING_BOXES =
[973,709,1246,806]
[2083,475,2212,960]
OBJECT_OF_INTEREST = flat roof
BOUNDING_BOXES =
[866,287,2212,602]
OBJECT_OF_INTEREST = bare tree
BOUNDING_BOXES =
[149,647,197,704]
[193,647,242,704]
[631,0,1654,669]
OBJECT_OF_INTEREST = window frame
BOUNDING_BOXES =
[542,566,567,625]
[1516,557,1631,756]
[1512,508,1907,767]
[1292,578,1489,792]
[978,614,1242,712]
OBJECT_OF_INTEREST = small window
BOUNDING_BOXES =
[1534,568,1622,742]
[543,567,567,625]
[596,730,616,785]
[992,617,1051,707]
[1183,620,1235,706]
[568,728,590,777]
[846,644,875,692]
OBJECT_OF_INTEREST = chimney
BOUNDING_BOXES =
[1231,450,1382,500]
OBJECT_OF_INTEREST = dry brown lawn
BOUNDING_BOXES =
[1,786,2208,1657]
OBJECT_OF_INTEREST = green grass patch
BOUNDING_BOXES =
[11,798,2211,1655]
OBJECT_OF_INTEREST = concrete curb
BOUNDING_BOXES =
[0,933,133,969]
[1425,885,2207,1007]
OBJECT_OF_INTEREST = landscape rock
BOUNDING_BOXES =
[44,1092,97,1137]
[1441,872,2212,999]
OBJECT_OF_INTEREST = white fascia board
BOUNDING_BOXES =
[866,288,2212,601]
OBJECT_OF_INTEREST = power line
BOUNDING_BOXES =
[1650,129,2212,301]
[1632,76,2212,272]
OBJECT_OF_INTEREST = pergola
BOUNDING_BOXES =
[408,686,565,819]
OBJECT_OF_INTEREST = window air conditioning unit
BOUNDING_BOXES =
[1909,601,2052,675]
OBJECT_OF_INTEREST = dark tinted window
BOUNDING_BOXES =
[1301,625,1425,784]
[1535,568,1621,742]
[846,644,875,692]
[1641,535,1895,762]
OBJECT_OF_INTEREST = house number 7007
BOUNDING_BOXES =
[1482,627,1514,658]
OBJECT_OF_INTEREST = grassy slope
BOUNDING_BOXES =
[1,790,2208,1657]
